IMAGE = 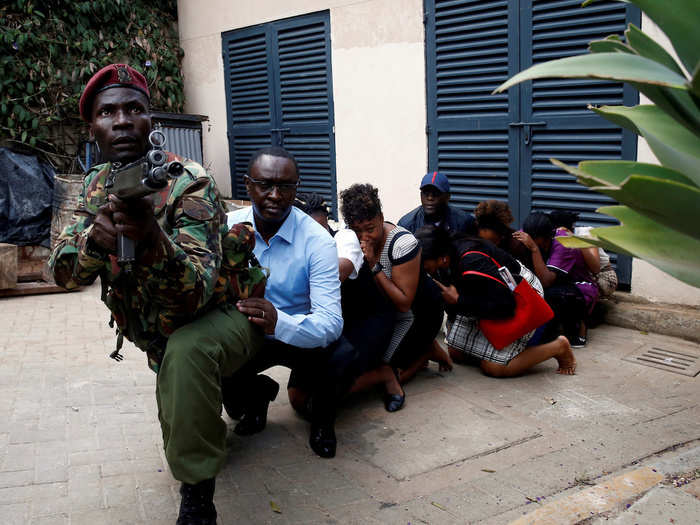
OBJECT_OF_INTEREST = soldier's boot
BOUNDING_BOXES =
[177,478,216,525]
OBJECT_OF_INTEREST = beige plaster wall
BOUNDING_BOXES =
[629,15,700,305]
[177,0,427,219]
[330,0,426,223]
[632,260,700,306]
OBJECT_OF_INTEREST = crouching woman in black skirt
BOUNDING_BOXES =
[414,226,576,377]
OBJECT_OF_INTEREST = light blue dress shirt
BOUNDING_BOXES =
[227,206,343,348]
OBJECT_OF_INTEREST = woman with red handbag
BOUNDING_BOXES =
[415,226,577,377]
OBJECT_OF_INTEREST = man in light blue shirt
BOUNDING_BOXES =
[223,147,350,458]
[228,202,342,348]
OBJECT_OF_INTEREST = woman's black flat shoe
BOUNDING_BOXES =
[384,367,405,412]
[384,393,405,412]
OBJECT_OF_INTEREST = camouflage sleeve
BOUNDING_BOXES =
[48,170,108,289]
[132,163,223,316]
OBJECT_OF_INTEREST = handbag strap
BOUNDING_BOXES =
[462,270,508,288]
[460,250,509,288]
[461,250,502,268]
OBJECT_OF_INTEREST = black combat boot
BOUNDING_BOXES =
[177,478,217,525]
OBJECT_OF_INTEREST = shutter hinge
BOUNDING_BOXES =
[425,125,431,135]
[423,12,429,25]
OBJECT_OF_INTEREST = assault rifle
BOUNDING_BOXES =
[104,130,184,271]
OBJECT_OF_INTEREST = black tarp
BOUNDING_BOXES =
[0,148,55,247]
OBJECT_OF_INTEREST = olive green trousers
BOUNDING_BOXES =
[155,304,263,484]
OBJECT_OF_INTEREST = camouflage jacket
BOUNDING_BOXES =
[49,153,266,372]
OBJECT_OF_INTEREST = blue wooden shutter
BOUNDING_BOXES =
[274,13,337,215]
[222,26,276,199]
[523,0,638,223]
[425,0,519,214]
[425,0,639,285]
[521,0,639,284]
[222,11,337,214]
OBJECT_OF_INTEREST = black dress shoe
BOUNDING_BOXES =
[309,423,336,458]
[221,375,243,420]
[177,478,217,525]
[222,393,243,421]
[234,375,279,436]
[294,396,313,422]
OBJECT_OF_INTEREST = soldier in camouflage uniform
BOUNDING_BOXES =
[49,64,265,525]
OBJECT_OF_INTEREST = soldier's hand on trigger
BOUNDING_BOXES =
[109,194,161,245]
[90,201,119,253]
[236,297,277,334]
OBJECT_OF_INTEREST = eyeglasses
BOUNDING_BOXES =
[245,175,299,196]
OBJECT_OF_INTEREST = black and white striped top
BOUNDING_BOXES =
[379,225,420,363]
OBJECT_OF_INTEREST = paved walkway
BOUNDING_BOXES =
[1,284,698,524]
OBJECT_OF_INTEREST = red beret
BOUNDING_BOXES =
[79,64,150,121]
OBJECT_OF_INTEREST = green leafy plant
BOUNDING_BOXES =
[0,0,184,172]
[495,0,700,288]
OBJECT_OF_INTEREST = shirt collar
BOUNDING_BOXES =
[274,207,297,244]
[247,206,297,245]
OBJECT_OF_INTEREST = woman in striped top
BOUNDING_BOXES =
[340,184,447,412]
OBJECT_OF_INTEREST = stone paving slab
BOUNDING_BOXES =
[1,283,699,524]
[340,388,542,480]
[596,486,700,525]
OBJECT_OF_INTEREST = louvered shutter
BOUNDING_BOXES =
[222,27,276,199]
[524,0,637,224]
[425,0,639,285]
[522,0,639,283]
[222,12,337,214]
[425,0,519,214]
[274,14,337,215]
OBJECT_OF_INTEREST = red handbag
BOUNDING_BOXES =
[462,251,554,350]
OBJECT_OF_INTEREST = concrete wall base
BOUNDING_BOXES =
[601,293,700,345]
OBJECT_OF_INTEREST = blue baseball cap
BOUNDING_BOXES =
[420,171,449,193]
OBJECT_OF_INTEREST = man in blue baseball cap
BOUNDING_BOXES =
[398,171,476,234]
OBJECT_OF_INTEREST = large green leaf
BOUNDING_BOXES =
[589,36,634,55]
[564,205,700,288]
[628,81,700,138]
[621,24,700,135]
[550,159,696,187]
[558,231,632,255]
[551,159,700,240]
[494,53,688,93]
[595,176,700,241]
[556,235,599,249]
[625,24,686,77]
[691,63,700,98]
[591,105,700,185]
[584,0,700,75]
